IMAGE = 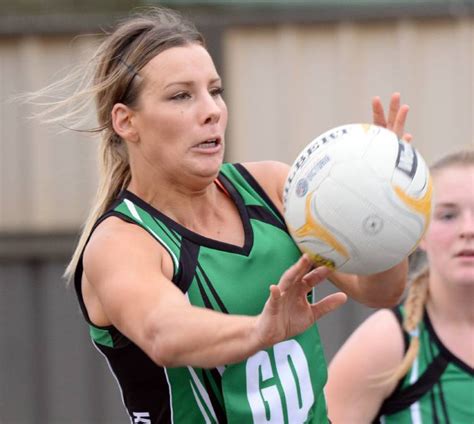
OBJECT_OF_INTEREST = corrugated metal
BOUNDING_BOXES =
[0,254,125,424]
[2,3,473,37]
[0,36,99,232]
[2,17,472,232]
[224,17,473,165]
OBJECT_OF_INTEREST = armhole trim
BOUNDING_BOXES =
[391,306,410,353]
[233,163,286,224]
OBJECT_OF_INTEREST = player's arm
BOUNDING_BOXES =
[83,217,343,368]
[329,91,411,306]
[249,91,412,306]
[83,218,262,368]
[325,309,404,423]
[328,262,407,307]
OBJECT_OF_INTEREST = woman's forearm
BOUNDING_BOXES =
[329,258,408,307]
[144,305,262,368]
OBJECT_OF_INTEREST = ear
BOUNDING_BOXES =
[111,103,138,143]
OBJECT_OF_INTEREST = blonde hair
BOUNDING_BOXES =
[386,147,474,383]
[28,7,205,280]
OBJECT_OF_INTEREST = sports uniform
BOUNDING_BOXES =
[375,306,474,423]
[75,163,329,423]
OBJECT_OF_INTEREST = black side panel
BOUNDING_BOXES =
[96,342,172,424]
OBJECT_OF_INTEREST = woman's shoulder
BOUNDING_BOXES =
[326,308,407,421]
[240,160,290,177]
[83,216,172,280]
[239,161,290,208]
[330,308,406,376]
[340,308,403,348]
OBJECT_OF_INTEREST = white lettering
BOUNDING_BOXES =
[274,340,314,423]
[246,341,315,423]
[246,351,284,423]
[132,411,151,424]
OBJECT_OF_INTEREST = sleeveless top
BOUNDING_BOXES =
[375,306,474,423]
[74,163,329,423]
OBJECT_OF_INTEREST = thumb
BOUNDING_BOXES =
[311,292,347,321]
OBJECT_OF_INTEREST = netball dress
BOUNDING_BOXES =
[75,163,330,424]
[375,306,474,423]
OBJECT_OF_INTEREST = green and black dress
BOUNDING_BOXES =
[75,163,330,423]
[374,306,474,423]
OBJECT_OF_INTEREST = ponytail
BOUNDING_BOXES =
[22,7,205,282]
[64,133,130,280]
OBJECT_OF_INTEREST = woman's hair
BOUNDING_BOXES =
[387,148,474,383]
[54,7,205,280]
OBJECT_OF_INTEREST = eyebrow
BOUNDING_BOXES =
[435,203,458,208]
[164,78,221,89]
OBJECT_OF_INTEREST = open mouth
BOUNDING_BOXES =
[195,137,221,149]
[455,249,474,258]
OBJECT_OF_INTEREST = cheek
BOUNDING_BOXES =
[423,223,453,253]
[221,102,229,123]
[142,111,188,143]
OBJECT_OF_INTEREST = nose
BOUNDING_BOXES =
[201,92,222,125]
[460,211,474,240]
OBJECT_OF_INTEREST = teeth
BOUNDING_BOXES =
[198,139,217,148]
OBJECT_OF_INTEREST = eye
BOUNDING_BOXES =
[210,87,224,97]
[440,212,457,221]
[170,91,191,101]
[436,209,458,221]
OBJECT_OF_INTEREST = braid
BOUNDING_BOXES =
[370,266,429,387]
[389,266,429,383]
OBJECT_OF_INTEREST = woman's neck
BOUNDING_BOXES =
[427,276,474,325]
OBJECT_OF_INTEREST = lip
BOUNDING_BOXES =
[453,249,474,264]
[191,136,223,153]
[454,249,474,258]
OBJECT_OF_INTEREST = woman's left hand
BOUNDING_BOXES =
[372,92,412,143]
[256,255,347,347]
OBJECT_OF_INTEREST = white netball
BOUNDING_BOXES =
[283,123,432,275]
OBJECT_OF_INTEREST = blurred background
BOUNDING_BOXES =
[0,0,472,422]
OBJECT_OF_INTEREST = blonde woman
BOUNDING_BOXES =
[36,7,412,423]
[326,150,474,423]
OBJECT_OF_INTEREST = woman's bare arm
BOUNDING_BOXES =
[326,309,404,423]
[82,217,345,368]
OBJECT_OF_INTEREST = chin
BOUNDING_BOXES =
[450,271,474,287]
[194,160,223,180]
[201,154,224,172]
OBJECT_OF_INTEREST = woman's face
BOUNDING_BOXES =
[420,165,474,286]
[130,43,228,183]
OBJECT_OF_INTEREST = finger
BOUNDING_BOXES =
[301,266,331,289]
[270,284,281,300]
[387,92,401,130]
[401,133,413,143]
[371,96,386,127]
[278,254,313,292]
[292,266,331,298]
[311,292,347,321]
[392,104,410,138]
[265,284,282,315]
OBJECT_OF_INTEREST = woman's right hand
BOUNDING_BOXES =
[255,254,347,349]
[372,92,412,142]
